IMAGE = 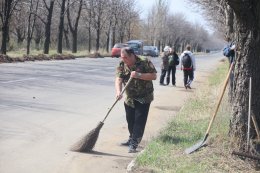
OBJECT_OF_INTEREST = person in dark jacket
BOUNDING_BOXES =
[166,47,179,86]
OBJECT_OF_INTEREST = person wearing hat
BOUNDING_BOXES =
[115,47,157,153]
[159,46,171,85]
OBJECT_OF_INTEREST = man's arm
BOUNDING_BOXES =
[130,71,157,81]
[115,77,123,100]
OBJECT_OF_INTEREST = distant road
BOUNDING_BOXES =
[0,52,223,173]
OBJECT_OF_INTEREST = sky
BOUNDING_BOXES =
[137,0,213,33]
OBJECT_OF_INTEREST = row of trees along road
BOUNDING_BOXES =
[0,0,223,55]
[188,0,260,154]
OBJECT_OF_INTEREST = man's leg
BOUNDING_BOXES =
[183,70,188,89]
[187,70,194,89]
[129,101,150,152]
[160,69,167,85]
[123,102,135,145]
[166,67,171,85]
[172,66,176,85]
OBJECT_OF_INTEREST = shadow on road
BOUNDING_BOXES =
[73,150,133,159]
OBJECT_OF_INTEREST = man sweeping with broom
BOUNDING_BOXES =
[115,47,157,153]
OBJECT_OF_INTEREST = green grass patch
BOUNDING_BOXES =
[135,61,256,172]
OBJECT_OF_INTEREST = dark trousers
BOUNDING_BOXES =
[160,69,167,84]
[166,66,176,85]
[183,70,194,86]
[124,101,150,146]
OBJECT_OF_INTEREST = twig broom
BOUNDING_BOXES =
[71,78,133,152]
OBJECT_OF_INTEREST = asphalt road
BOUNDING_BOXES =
[0,52,223,173]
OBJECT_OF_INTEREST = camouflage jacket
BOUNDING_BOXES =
[116,56,157,107]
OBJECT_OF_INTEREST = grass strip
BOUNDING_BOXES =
[134,61,256,173]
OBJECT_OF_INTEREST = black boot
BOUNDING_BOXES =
[121,138,131,146]
[166,76,170,85]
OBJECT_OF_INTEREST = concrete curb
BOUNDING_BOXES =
[126,150,145,172]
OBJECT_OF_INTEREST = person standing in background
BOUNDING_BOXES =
[180,45,196,89]
[159,46,171,86]
[166,47,179,86]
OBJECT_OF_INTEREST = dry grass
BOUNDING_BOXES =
[134,61,259,173]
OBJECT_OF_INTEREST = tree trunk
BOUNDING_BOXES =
[72,31,77,53]
[95,15,101,51]
[67,0,82,53]
[35,38,41,50]
[26,0,38,55]
[57,0,66,54]
[0,0,12,55]
[112,26,116,46]
[227,0,260,151]
[43,0,55,54]
[1,24,9,55]
[26,8,32,55]
[16,28,25,44]
[88,26,91,52]
[106,31,110,52]
[63,25,70,50]
[96,27,100,51]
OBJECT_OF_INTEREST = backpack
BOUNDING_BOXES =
[182,53,192,68]
[168,55,174,65]
[168,53,179,66]
[174,54,180,65]
[223,45,231,57]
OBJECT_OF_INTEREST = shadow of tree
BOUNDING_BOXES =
[158,133,204,145]
[159,134,188,144]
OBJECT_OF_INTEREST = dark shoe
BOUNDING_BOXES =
[160,83,166,86]
[186,84,191,89]
[172,84,176,87]
[121,139,131,146]
[128,145,137,153]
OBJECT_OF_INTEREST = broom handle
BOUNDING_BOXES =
[205,62,234,134]
[247,77,252,150]
[251,113,260,139]
[102,77,133,123]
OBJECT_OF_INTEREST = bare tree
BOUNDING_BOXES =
[67,0,83,53]
[83,0,94,52]
[90,0,109,51]
[26,0,39,54]
[33,19,44,50]
[12,5,27,45]
[0,0,20,54]
[57,0,67,54]
[63,23,70,49]
[40,0,55,54]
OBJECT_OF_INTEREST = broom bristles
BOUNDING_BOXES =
[71,121,104,152]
